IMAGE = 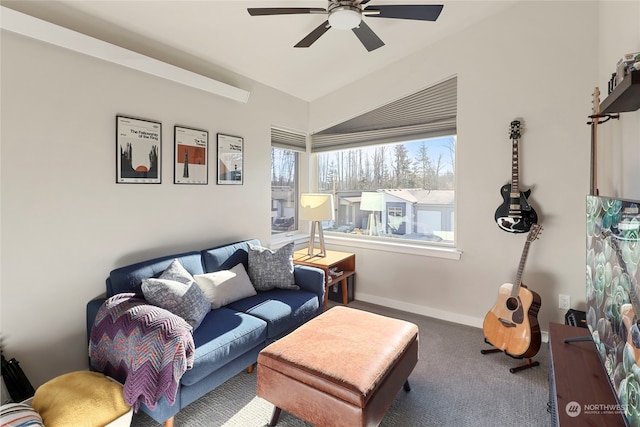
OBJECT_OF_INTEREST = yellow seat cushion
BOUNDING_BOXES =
[32,371,130,427]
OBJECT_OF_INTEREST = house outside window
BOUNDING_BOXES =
[316,135,456,245]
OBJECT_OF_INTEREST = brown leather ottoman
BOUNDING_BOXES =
[257,306,419,427]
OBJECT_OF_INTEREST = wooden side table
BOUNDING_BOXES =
[293,249,355,311]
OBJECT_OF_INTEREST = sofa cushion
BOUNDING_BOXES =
[247,243,299,291]
[194,263,257,309]
[180,307,267,386]
[141,260,210,329]
[227,289,319,339]
[201,239,260,272]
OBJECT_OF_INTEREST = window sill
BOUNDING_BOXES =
[270,232,309,249]
[272,232,462,260]
[325,235,462,260]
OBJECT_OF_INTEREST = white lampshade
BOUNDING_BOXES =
[300,194,334,221]
[360,192,385,212]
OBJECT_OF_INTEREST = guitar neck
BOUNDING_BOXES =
[511,240,532,297]
[511,137,520,194]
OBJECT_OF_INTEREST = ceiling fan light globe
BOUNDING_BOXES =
[329,8,361,30]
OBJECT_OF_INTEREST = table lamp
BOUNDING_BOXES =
[300,193,334,257]
[360,192,385,236]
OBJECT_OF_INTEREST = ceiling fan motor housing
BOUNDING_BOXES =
[328,1,362,30]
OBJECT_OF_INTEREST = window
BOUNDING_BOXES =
[310,76,457,246]
[271,128,305,236]
[271,147,298,235]
[316,135,456,244]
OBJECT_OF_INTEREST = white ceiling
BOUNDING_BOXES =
[2,1,515,101]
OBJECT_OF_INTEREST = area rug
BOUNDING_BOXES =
[131,301,550,426]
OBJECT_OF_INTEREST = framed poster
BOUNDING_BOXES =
[116,115,161,184]
[217,133,243,185]
[174,126,208,184]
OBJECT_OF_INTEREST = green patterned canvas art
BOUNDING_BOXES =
[587,195,640,426]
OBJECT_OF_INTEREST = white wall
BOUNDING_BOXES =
[1,1,638,389]
[312,1,639,332]
[0,29,308,387]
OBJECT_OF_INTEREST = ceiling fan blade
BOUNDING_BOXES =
[365,5,444,21]
[294,21,331,48]
[248,7,326,16]
[352,21,384,52]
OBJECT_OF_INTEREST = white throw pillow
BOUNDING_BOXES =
[194,263,257,309]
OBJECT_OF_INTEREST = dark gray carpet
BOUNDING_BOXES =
[131,301,550,426]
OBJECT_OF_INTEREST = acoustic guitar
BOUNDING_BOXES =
[483,224,542,358]
[494,119,538,233]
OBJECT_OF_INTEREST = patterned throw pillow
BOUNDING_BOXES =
[141,259,210,330]
[247,243,299,291]
[158,258,196,285]
[0,403,44,427]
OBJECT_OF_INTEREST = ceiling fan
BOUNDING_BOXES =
[247,1,444,52]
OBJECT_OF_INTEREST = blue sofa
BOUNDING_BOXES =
[86,239,325,424]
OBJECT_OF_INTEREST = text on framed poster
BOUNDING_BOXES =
[175,126,208,184]
[116,115,161,184]
[217,133,243,185]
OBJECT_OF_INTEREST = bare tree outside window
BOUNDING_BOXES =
[271,148,298,235]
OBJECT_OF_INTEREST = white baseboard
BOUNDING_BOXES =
[355,292,549,343]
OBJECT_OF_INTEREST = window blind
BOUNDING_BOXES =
[271,127,307,152]
[311,76,457,153]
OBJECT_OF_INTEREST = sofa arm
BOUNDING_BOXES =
[294,265,325,309]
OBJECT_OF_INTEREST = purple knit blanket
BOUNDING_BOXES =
[90,293,195,411]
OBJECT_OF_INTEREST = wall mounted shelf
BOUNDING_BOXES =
[601,69,640,114]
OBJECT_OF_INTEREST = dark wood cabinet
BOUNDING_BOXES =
[548,322,627,426]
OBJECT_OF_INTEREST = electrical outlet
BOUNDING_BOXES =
[559,294,571,310]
